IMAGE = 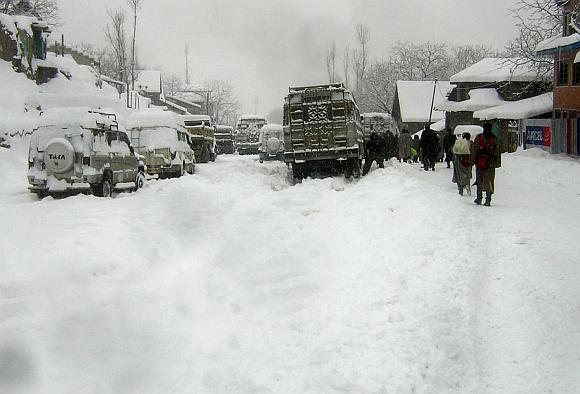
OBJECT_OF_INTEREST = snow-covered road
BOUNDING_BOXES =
[1,142,579,393]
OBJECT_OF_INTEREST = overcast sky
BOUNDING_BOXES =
[57,0,520,115]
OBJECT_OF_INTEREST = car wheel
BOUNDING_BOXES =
[134,171,146,191]
[92,178,112,197]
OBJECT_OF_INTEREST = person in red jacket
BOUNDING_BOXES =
[471,122,501,206]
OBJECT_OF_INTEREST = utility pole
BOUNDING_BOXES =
[185,43,190,86]
[428,79,438,124]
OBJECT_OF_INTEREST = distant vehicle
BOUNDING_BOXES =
[362,112,392,141]
[259,123,284,162]
[215,125,235,154]
[127,110,195,178]
[235,115,267,155]
[27,108,146,198]
[182,115,216,163]
[283,83,365,179]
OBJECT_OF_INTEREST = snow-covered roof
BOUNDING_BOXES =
[450,58,538,83]
[182,114,211,123]
[436,88,506,112]
[395,80,454,123]
[157,98,188,114]
[473,92,553,120]
[430,118,446,132]
[536,33,580,55]
[166,95,202,109]
[126,109,185,130]
[135,70,161,94]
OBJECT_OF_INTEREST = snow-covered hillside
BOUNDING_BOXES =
[1,145,579,393]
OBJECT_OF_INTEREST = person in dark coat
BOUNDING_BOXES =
[362,132,386,175]
[471,122,501,206]
[443,128,457,168]
[383,131,396,160]
[420,126,439,171]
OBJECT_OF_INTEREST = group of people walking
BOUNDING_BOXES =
[362,121,501,206]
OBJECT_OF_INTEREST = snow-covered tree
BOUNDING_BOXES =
[126,0,144,91]
[203,79,240,126]
[104,8,128,83]
[507,0,561,76]
[163,74,183,97]
[326,42,337,83]
[0,0,58,21]
[352,24,370,92]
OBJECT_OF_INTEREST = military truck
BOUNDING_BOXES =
[182,115,216,163]
[362,112,392,142]
[235,115,267,155]
[215,125,235,154]
[283,83,365,179]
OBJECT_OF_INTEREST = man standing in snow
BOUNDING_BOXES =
[363,132,386,175]
[471,122,501,206]
[399,129,412,163]
[443,128,457,168]
[420,126,439,171]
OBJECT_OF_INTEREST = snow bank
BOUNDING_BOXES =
[1,149,579,393]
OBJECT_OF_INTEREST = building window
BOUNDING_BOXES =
[557,60,569,86]
[574,61,580,86]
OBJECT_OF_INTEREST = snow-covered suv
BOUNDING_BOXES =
[27,108,146,198]
[127,110,195,178]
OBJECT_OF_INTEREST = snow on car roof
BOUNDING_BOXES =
[37,107,120,130]
[127,109,185,130]
[240,115,267,120]
[396,80,454,123]
[450,58,538,83]
[364,113,391,120]
[181,114,211,122]
[436,88,506,113]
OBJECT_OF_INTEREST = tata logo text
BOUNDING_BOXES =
[48,153,66,160]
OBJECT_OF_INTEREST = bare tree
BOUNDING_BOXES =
[507,0,562,76]
[326,42,336,83]
[104,8,128,83]
[203,79,241,126]
[163,74,183,97]
[353,23,370,91]
[343,45,350,88]
[127,0,144,91]
[390,41,450,81]
[184,43,190,86]
[1,0,58,21]
[450,44,494,76]
[358,60,398,113]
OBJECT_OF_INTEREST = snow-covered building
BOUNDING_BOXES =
[0,12,55,83]
[391,80,454,134]
[437,58,548,152]
[135,70,162,101]
[535,0,580,156]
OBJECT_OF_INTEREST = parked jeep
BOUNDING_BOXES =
[27,108,146,198]
[259,123,284,162]
[127,110,195,178]
[182,115,216,163]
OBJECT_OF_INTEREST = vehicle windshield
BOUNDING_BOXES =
[135,127,178,149]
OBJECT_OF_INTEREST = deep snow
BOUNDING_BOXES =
[1,141,579,393]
